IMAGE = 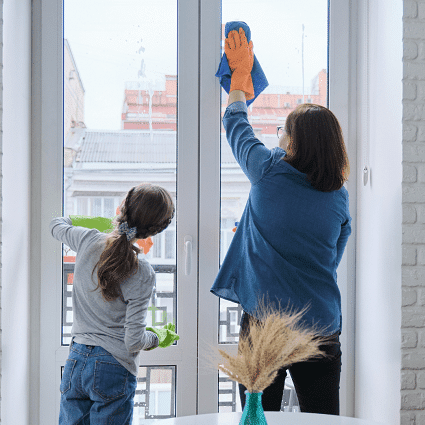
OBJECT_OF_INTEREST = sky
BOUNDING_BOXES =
[64,0,328,130]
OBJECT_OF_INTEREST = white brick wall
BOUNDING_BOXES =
[402,1,425,423]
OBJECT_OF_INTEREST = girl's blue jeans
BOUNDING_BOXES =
[59,341,137,425]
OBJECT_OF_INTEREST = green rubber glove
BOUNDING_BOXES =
[70,215,115,233]
[146,322,180,349]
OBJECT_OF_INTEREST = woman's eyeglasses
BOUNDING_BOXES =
[277,126,286,139]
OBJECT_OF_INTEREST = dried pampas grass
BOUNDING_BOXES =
[213,297,333,394]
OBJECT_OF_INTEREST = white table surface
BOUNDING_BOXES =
[149,412,386,425]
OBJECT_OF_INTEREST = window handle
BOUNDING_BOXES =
[184,236,192,276]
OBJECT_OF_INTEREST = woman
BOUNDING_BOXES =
[210,28,351,415]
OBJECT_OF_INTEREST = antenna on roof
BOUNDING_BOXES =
[137,38,146,78]
[302,24,305,104]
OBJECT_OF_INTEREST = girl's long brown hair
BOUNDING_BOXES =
[92,184,175,301]
[282,104,350,192]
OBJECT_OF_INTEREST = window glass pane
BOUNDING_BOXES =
[62,0,178,380]
[92,198,102,217]
[62,263,74,345]
[165,230,175,259]
[150,269,176,326]
[219,0,329,349]
[158,391,172,416]
[104,198,115,218]
[218,370,242,413]
[127,366,177,422]
[61,364,178,421]
[76,198,88,215]
[152,234,162,259]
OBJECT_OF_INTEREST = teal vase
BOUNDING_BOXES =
[239,391,268,425]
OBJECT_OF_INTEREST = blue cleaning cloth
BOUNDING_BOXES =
[215,21,269,107]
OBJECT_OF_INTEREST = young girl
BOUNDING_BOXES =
[50,183,175,424]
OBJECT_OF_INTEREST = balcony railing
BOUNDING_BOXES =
[62,262,177,345]
[62,261,299,415]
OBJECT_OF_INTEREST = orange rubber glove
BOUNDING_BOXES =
[225,28,255,100]
[136,237,154,255]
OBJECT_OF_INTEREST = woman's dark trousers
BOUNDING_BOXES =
[238,311,342,415]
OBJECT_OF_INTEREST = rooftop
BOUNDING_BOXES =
[67,129,279,166]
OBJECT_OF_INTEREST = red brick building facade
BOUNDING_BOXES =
[121,70,327,135]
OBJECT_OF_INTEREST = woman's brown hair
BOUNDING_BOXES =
[281,103,350,192]
[92,183,175,301]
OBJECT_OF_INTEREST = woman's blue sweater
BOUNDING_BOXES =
[210,102,352,335]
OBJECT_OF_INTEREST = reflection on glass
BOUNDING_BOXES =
[60,365,177,422]
[219,1,328,346]
[62,0,178,348]
[218,300,242,344]
[131,366,176,422]
[218,370,242,413]
[61,262,176,346]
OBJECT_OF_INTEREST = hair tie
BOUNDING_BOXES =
[118,222,137,241]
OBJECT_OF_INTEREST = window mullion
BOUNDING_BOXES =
[198,0,222,415]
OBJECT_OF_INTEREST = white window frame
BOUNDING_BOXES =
[33,0,199,423]
[31,0,356,422]
[198,0,356,416]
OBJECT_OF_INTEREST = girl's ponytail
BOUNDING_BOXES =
[92,184,175,301]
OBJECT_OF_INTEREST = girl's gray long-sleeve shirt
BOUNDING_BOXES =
[50,217,158,376]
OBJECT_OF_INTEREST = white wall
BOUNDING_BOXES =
[1,0,32,424]
[355,1,403,424]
